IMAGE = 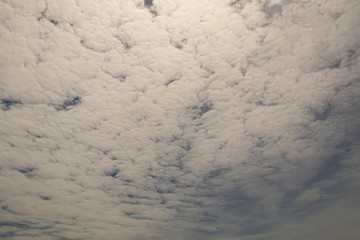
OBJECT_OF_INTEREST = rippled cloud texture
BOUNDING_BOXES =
[1,0,360,239]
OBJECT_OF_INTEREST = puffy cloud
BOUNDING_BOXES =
[1,0,359,239]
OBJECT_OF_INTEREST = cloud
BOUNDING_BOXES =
[1,0,359,239]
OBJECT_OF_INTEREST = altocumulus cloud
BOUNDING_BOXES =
[0,0,360,239]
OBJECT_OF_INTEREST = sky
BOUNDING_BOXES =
[0,0,360,239]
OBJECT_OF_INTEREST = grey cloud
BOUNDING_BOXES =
[1,0,359,239]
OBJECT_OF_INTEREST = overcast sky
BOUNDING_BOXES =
[1,0,360,239]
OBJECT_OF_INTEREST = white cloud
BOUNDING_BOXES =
[1,0,359,239]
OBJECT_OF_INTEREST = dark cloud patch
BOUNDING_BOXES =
[105,168,120,178]
[329,59,342,69]
[309,103,333,121]
[0,231,15,238]
[1,99,22,111]
[37,4,48,22]
[37,4,60,27]
[0,222,31,229]
[192,101,214,119]
[156,188,174,194]
[118,38,132,50]
[17,168,35,178]
[57,96,81,111]
[127,194,136,199]
[305,154,342,187]
[174,43,182,49]
[143,0,158,16]
[344,49,358,66]
[199,102,213,116]
[102,68,127,82]
[230,0,247,9]
[200,65,216,76]
[80,39,87,47]
[144,0,153,8]
[263,4,282,19]
[165,78,179,86]
[156,151,186,169]
[80,39,108,53]
[149,9,158,17]
[27,130,43,139]
[49,18,58,26]
[40,196,51,201]
[1,206,18,215]
[0,221,52,239]
[240,66,247,76]
[199,211,219,223]
[204,168,227,182]
[171,38,187,50]
[229,0,240,6]
[124,211,135,217]
[116,74,127,82]
[180,140,192,152]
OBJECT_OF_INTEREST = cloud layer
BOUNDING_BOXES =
[1,0,360,239]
